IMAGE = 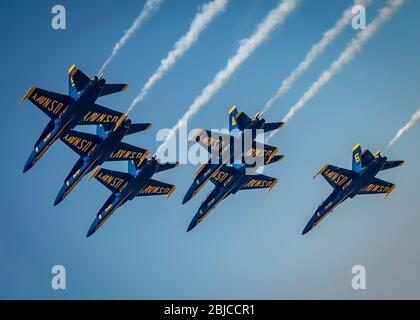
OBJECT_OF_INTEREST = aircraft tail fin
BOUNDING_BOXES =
[126,123,152,136]
[68,64,90,99]
[381,160,405,171]
[99,83,128,97]
[236,111,252,131]
[361,149,375,168]
[352,144,363,173]
[96,125,107,138]
[128,160,138,176]
[229,105,239,132]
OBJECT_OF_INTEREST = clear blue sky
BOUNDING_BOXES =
[1,0,419,299]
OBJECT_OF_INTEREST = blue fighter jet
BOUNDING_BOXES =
[302,144,405,235]
[20,64,128,172]
[183,105,284,204]
[187,157,283,232]
[87,157,179,237]
[54,119,152,206]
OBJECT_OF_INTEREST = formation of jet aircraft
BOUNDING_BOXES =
[20,65,405,237]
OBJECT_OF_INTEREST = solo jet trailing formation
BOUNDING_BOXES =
[302,144,405,235]
[20,65,129,172]
[87,156,179,237]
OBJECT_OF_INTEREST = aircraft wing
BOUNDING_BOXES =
[209,165,238,187]
[20,87,72,119]
[80,103,124,126]
[242,142,279,164]
[61,130,102,157]
[90,168,131,193]
[138,178,176,199]
[240,174,278,192]
[359,177,396,198]
[190,129,232,157]
[107,142,149,167]
[315,164,357,190]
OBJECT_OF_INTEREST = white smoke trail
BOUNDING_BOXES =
[386,109,420,150]
[155,0,299,155]
[267,0,405,141]
[99,0,164,74]
[261,0,372,115]
[127,0,229,114]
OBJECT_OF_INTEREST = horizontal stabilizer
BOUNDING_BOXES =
[265,154,285,165]
[381,160,405,171]
[90,168,131,193]
[156,162,179,173]
[262,121,285,133]
[126,123,152,135]
[61,130,102,157]
[99,83,128,97]
[138,178,176,199]
[358,177,396,198]
[20,87,71,119]
[240,174,278,192]
[315,164,356,190]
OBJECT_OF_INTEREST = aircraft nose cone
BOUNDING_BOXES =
[187,222,195,232]
[302,224,311,235]
[86,217,100,238]
[86,227,95,238]
[23,157,35,173]
[187,217,198,232]
[182,193,192,205]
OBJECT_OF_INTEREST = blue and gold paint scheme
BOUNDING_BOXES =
[187,161,279,232]
[20,65,129,172]
[183,105,284,204]
[53,118,151,206]
[302,144,405,235]
[86,157,178,237]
